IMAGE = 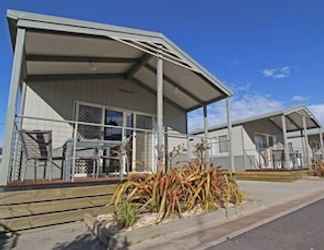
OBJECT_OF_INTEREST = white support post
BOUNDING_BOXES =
[11,81,27,180]
[241,126,246,170]
[1,28,26,186]
[281,115,290,168]
[320,128,324,161]
[300,130,306,167]
[302,116,310,167]
[157,55,164,171]
[187,136,192,161]
[226,99,235,173]
[71,121,78,182]
[203,105,209,164]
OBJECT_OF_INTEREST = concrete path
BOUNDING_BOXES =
[2,179,324,250]
[208,198,324,250]
[3,222,105,250]
[131,179,324,250]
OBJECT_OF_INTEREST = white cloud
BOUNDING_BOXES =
[309,104,324,126]
[262,66,291,79]
[291,95,308,102]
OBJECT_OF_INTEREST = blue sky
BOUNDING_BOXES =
[0,0,324,141]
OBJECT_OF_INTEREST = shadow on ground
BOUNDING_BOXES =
[52,229,129,250]
[0,232,19,250]
[52,231,106,250]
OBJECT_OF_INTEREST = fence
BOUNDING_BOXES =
[8,115,155,184]
[7,115,317,184]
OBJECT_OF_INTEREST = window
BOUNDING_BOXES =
[77,104,102,139]
[219,135,229,153]
[269,136,274,147]
[104,110,123,141]
[255,133,277,150]
[255,134,267,150]
[136,114,153,130]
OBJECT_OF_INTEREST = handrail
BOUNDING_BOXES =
[15,114,153,133]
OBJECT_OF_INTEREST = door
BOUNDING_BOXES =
[76,102,154,175]
[74,104,103,177]
[103,109,124,175]
[134,114,154,172]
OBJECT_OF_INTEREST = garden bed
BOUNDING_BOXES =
[83,162,243,248]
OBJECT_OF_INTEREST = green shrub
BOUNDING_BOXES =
[114,200,138,228]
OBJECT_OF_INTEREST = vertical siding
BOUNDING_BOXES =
[23,78,186,132]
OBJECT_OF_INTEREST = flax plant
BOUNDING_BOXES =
[111,162,243,226]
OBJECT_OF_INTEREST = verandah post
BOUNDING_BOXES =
[319,128,324,161]
[156,54,164,172]
[1,28,26,186]
[281,115,290,168]
[203,105,209,166]
[302,115,311,167]
[226,98,235,173]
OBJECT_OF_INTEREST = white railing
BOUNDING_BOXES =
[9,115,156,183]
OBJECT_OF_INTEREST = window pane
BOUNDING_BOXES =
[126,113,134,137]
[78,104,102,139]
[78,105,102,123]
[104,110,123,141]
[219,135,229,153]
[269,136,274,147]
[255,134,267,150]
[136,114,153,130]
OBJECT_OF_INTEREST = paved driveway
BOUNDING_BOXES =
[208,198,324,250]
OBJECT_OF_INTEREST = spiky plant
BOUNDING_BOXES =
[111,162,243,226]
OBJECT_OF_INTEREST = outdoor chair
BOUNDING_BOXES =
[19,130,64,182]
[63,139,101,180]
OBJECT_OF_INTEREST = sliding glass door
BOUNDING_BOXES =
[76,102,154,176]
[134,114,154,172]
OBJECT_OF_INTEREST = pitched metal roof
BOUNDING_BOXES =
[192,105,322,134]
[6,9,232,112]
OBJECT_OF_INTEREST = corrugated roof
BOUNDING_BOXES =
[192,105,322,134]
[6,9,233,112]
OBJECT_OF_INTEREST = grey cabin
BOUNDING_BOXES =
[0,10,232,186]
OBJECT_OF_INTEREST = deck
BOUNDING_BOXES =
[0,182,117,231]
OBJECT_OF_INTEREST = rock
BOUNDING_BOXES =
[83,213,129,249]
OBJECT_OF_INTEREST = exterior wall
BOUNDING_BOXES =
[18,78,187,180]
[194,118,284,171]
[22,78,186,147]
[23,78,186,132]
[203,125,253,171]
[243,118,284,146]
[287,131,321,161]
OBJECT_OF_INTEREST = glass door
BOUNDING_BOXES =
[103,109,124,175]
[75,104,103,177]
[104,110,123,141]
[76,102,154,176]
[134,114,153,172]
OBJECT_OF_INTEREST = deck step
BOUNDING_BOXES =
[2,206,113,231]
[236,171,307,182]
[0,184,117,231]
[0,184,116,205]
